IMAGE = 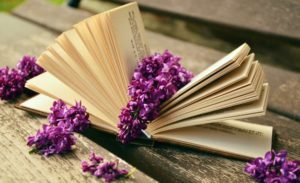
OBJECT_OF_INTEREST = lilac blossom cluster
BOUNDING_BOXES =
[245,149,300,183]
[117,50,193,143]
[48,100,90,132]
[81,152,129,183]
[27,125,76,156]
[17,55,44,80]
[0,67,25,100]
[0,55,44,100]
[27,100,90,156]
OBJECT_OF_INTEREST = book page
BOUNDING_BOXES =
[29,3,151,132]
[25,72,117,128]
[160,54,255,115]
[108,2,150,82]
[149,83,269,135]
[19,94,117,133]
[153,120,273,159]
[161,43,250,109]
[164,64,263,121]
[148,61,262,132]
[152,74,263,130]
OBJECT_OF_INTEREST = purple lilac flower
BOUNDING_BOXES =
[48,100,90,132]
[27,124,76,156]
[48,100,68,125]
[64,101,90,132]
[17,55,44,80]
[0,67,26,100]
[245,149,300,183]
[0,55,44,101]
[95,161,128,183]
[118,50,193,143]
[82,152,104,174]
[28,100,90,156]
[81,152,128,183]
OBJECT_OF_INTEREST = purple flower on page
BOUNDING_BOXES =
[48,100,90,132]
[81,152,129,183]
[64,101,90,132]
[118,50,193,143]
[245,149,300,183]
[27,124,76,156]
[17,55,44,80]
[0,67,26,100]
[48,99,68,125]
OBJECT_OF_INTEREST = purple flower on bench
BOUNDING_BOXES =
[27,124,76,156]
[81,152,129,183]
[245,149,300,183]
[0,55,44,101]
[0,67,25,100]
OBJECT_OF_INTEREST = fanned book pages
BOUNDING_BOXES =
[17,2,272,159]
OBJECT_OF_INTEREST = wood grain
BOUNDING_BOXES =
[0,13,156,183]
[117,0,300,42]
[6,0,300,182]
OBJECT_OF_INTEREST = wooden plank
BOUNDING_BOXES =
[263,65,300,120]
[0,13,156,183]
[12,0,300,120]
[12,0,91,33]
[116,0,300,42]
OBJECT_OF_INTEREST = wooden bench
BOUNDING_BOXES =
[0,0,298,182]
[113,0,300,42]
[80,0,300,72]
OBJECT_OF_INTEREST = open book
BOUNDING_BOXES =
[17,2,272,159]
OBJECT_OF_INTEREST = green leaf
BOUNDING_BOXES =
[29,148,39,154]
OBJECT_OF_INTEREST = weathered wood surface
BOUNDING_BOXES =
[0,13,156,183]
[13,0,92,33]
[6,0,300,182]
[116,0,300,42]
